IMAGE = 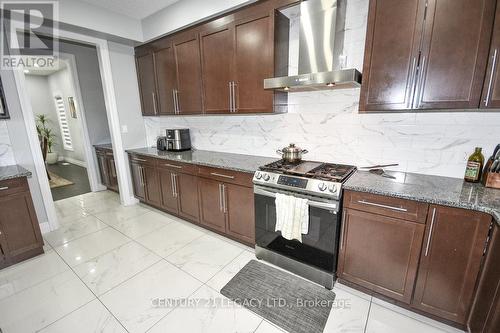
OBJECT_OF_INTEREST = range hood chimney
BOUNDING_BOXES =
[264,0,362,92]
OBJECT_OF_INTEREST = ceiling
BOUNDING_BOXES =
[79,0,182,20]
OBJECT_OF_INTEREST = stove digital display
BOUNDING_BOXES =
[277,175,308,188]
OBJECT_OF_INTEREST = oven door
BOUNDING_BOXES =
[254,185,341,273]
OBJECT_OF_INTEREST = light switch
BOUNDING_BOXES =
[121,125,128,133]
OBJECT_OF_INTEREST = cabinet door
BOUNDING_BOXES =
[143,166,161,207]
[174,34,203,114]
[198,177,226,232]
[97,152,110,187]
[154,45,177,115]
[176,173,200,222]
[412,206,492,324]
[0,239,6,267]
[130,162,145,201]
[136,52,158,116]
[481,3,500,109]
[0,192,43,260]
[338,208,425,303]
[359,0,424,111]
[415,0,496,109]
[159,169,178,214]
[107,156,119,192]
[224,183,255,245]
[233,13,274,113]
[200,25,233,114]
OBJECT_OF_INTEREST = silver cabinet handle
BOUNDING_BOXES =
[222,184,227,213]
[152,92,158,115]
[133,158,147,162]
[357,200,408,212]
[218,183,223,212]
[173,174,178,198]
[416,55,427,109]
[407,56,417,108]
[425,207,437,256]
[228,81,233,113]
[0,186,9,191]
[231,81,237,113]
[210,172,235,179]
[485,49,498,107]
[172,90,177,114]
[174,90,180,114]
[170,173,175,197]
[164,163,182,169]
[339,212,346,250]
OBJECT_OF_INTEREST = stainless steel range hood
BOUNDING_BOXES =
[264,0,362,92]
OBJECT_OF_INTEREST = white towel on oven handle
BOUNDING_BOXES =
[275,193,309,242]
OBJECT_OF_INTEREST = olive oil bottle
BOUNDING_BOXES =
[464,147,485,182]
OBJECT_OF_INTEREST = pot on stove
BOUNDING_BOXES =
[276,143,308,163]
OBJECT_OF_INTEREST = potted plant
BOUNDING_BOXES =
[36,114,59,165]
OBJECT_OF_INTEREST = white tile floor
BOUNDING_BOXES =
[0,191,466,333]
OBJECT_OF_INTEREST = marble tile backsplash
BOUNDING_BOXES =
[143,88,500,179]
[0,120,16,167]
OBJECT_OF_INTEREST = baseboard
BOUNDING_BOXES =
[39,221,52,234]
[63,157,87,168]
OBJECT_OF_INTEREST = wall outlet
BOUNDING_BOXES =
[121,125,128,134]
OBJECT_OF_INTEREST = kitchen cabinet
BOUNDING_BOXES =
[173,32,204,114]
[468,224,500,333]
[225,182,255,245]
[95,147,118,193]
[142,165,162,207]
[481,2,500,109]
[412,205,492,325]
[0,177,43,270]
[129,154,161,206]
[338,205,425,303]
[158,162,200,222]
[199,177,227,232]
[200,11,275,114]
[154,43,177,115]
[360,0,496,111]
[136,52,158,116]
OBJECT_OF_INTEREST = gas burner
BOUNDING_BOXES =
[307,163,357,182]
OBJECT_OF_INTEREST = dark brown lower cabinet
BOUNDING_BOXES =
[130,160,146,201]
[0,177,43,270]
[338,208,425,303]
[412,206,492,325]
[95,147,119,193]
[176,173,200,222]
[469,224,500,333]
[225,183,255,245]
[142,165,161,207]
[198,177,227,233]
[159,168,178,214]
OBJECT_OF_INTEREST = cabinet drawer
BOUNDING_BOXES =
[344,191,428,223]
[128,154,157,166]
[0,177,29,197]
[157,160,197,175]
[198,166,253,187]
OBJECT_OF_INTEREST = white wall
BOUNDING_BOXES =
[143,0,500,179]
[0,120,16,166]
[142,0,255,41]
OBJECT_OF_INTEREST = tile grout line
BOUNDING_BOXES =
[363,299,373,333]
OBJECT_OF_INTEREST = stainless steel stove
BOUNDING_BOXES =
[253,159,356,289]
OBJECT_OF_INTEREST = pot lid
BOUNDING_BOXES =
[280,143,305,153]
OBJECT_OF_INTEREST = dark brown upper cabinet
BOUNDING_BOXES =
[136,52,158,116]
[154,43,177,115]
[481,1,500,109]
[360,0,497,112]
[200,10,275,114]
[173,32,204,115]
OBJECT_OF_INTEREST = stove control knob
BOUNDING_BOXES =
[263,173,271,181]
[255,172,262,180]
[318,182,327,191]
[328,184,337,193]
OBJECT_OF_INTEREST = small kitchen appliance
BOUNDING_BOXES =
[253,158,356,289]
[165,129,191,151]
[156,136,168,151]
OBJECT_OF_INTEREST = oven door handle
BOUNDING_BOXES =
[254,187,338,212]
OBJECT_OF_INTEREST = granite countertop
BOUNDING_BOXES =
[94,143,113,150]
[0,165,32,181]
[126,147,278,174]
[345,170,500,225]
